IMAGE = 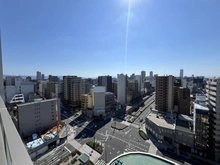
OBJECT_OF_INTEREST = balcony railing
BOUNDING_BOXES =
[0,96,33,165]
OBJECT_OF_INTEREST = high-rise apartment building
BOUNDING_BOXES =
[63,76,85,107]
[141,71,146,83]
[178,87,190,115]
[127,81,139,100]
[150,71,153,78]
[193,95,209,157]
[41,74,45,80]
[206,78,220,162]
[36,71,41,80]
[117,74,127,105]
[155,75,174,112]
[180,69,184,78]
[98,75,112,92]
[93,86,106,117]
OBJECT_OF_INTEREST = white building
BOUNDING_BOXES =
[93,86,106,117]
[5,76,35,102]
[36,71,41,80]
[117,74,127,105]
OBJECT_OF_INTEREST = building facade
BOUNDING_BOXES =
[36,71,41,81]
[63,76,85,107]
[98,75,112,92]
[117,74,127,105]
[112,82,117,97]
[180,69,184,78]
[48,75,59,83]
[93,86,106,117]
[15,98,60,138]
[105,92,115,116]
[178,87,190,115]
[141,71,146,83]
[46,82,62,99]
[155,76,174,112]
[206,78,220,162]
[135,75,142,93]
[6,76,15,86]
[38,80,47,96]
[193,103,209,157]
[5,76,35,103]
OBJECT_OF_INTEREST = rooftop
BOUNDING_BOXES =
[194,103,209,111]
[178,114,193,122]
[18,98,57,107]
[176,119,193,134]
[147,111,175,130]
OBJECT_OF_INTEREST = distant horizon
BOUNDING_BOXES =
[3,74,215,80]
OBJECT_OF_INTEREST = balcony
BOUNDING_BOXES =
[0,96,33,165]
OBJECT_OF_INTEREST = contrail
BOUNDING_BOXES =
[124,0,132,74]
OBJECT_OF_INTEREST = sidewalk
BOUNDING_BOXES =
[140,124,158,155]
[78,144,101,163]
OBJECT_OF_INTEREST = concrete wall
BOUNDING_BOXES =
[175,129,194,148]
[93,87,106,116]
[18,98,60,138]
[20,85,34,101]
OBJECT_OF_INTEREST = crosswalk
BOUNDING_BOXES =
[124,145,137,152]
[95,159,106,165]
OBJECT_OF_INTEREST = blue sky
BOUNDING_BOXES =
[1,0,220,78]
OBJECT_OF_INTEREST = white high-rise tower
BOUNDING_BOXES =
[117,74,127,105]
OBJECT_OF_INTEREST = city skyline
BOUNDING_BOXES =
[1,0,220,77]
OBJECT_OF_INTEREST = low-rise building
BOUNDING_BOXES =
[146,110,176,145]
[5,76,35,103]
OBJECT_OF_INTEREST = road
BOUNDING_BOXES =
[133,95,155,125]
[34,143,75,165]
[38,94,197,165]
